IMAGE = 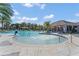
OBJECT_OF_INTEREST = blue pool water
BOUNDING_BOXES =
[0,31,67,44]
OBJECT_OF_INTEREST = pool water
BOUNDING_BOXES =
[0,31,67,44]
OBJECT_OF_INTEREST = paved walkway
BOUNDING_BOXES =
[62,34,79,56]
[0,34,79,56]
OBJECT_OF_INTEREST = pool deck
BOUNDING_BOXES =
[0,34,79,56]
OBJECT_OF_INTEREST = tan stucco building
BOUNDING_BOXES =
[50,20,79,33]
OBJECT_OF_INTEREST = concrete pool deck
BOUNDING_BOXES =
[0,34,79,56]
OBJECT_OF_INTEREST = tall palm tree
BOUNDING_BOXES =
[21,22,27,27]
[27,23,32,30]
[0,3,13,30]
[4,19,11,30]
[43,21,51,32]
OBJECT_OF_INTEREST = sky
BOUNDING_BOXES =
[11,3,79,24]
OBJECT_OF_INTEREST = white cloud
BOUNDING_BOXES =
[34,3,46,9]
[40,4,46,9]
[75,13,79,17]
[23,3,33,8]
[11,9,19,20]
[18,17,38,21]
[43,14,54,19]
[13,9,19,15]
[23,3,46,9]
[16,19,25,23]
[17,17,21,19]
[30,17,38,21]
[11,16,15,19]
[66,19,79,22]
[16,16,38,23]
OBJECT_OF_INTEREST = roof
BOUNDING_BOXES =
[76,22,79,25]
[51,20,77,26]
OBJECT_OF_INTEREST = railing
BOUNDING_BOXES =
[69,34,79,46]
[0,33,70,56]
[1,33,79,56]
[49,33,70,56]
[13,33,70,56]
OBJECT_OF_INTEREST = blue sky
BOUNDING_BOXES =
[11,3,79,24]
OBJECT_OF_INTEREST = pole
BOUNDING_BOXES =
[70,26,73,43]
[70,33,72,43]
[59,36,60,43]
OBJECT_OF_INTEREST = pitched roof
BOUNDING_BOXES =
[76,22,79,25]
[51,20,76,26]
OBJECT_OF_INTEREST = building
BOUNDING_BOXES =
[50,20,79,33]
[76,22,79,33]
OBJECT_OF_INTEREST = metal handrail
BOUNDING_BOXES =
[12,33,70,56]
[70,34,79,47]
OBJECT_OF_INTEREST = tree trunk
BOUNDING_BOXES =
[1,20,4,31]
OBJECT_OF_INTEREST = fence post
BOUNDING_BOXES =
[70,34,72,43]
[59,36,60,43]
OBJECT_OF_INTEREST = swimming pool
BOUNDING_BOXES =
[0,31,67,45]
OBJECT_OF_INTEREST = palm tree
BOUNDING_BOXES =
[43,21,51,32]
[27,23,32,30]
[20,22,27,30]
[21,22,27,27]
[1,15,11,29]
[10,24,16,30]
[0,3,13,30]
[4,20,11,30]
[14,23,21,30]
